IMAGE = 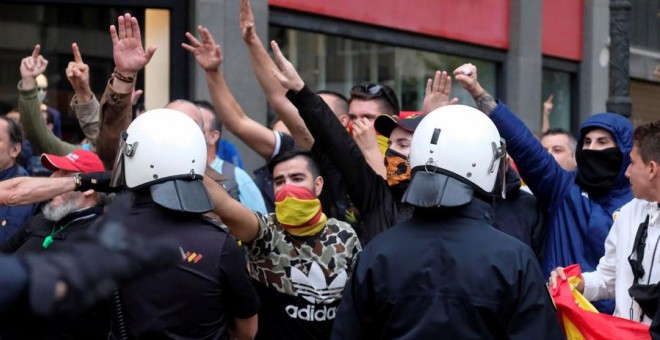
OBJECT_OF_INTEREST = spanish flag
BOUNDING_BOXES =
[550,264,650,339]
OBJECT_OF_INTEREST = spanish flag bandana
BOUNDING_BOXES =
[275,184,327,237]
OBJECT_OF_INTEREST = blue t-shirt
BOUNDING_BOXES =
[216,139,244,169]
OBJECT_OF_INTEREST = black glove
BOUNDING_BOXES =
[18,193,178,316]
[74,171,122,193]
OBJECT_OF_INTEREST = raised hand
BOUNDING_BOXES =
[452,63,483,97]
[109,13,156,76]
[422,70,459,114]
[353,117,379,151]
[270,40,304,92]
[182,25,223,72]
[543,94,554,114]
[240,0,257,44]
[352,117,387,178]
[20,44,49,89]
[66,43,92,100]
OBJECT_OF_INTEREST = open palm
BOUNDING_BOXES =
[110,14,156,74]
[182,26,223,72]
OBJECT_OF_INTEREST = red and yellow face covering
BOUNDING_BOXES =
[274,184,327,237]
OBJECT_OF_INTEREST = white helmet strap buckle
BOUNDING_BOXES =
[488,139,506,174]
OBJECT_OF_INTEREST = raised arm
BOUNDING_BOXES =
[183,25,275,160]
[240,0,314,151]
[19,44,77,156]
[203,176,260,243]
[66,43,100,149]
[0,176,74,206]
[454,63,571,208]
[97,13,155,170]
[271,40,398,231]
[542,94,553,133]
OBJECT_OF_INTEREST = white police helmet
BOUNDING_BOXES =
[110,108,211,213]
[402,104,506,208]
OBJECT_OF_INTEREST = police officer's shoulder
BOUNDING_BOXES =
[199,215,230,234]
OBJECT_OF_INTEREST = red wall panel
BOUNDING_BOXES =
[270,0,583,61]
[542,0,583,60]
[269,0,510,49]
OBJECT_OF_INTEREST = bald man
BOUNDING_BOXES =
[166,100,266,213]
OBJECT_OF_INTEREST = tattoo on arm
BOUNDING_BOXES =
[474,91,497,116]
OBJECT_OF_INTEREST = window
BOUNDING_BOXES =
[269,26,497,112]
[542,68,573,132]
[0,3,143,142]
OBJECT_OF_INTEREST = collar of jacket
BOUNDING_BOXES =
[413,198,495,225]
[0,164,24,181]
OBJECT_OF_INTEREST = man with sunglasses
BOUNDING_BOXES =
[348,83,400,156]
[549,120,660,326]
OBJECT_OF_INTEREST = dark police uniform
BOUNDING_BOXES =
[110,193,259,339]
[332,199,563,339]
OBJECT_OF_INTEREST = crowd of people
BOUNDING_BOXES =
[1,1,659,339]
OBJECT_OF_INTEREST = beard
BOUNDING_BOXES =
[42,192,86,222]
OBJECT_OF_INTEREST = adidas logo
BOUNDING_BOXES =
[285,304,337,321]
[290,262,347,304]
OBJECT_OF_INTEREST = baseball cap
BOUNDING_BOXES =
[41,149,105,174]
[374,113,425,138]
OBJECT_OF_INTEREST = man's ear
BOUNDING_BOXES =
[9,142,21,160]
[207,130,220,145]
[339,114,350,127]
[314,175,324,197]
[649,161,658,180]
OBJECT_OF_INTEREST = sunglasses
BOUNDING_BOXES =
[350,83,400,115]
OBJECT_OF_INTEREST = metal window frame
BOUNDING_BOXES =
[269,7,507,98]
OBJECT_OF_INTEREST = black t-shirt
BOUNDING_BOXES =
[112,196,260,339]
[254,280,341,340]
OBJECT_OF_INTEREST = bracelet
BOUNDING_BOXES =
[112,68,136,83]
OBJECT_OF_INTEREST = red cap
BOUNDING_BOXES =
[40,149,104,174]
[399,111,421,119]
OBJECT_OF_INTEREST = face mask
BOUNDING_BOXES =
[274,184,327,237]
[575,147,622,196]
[385,148,411,187]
